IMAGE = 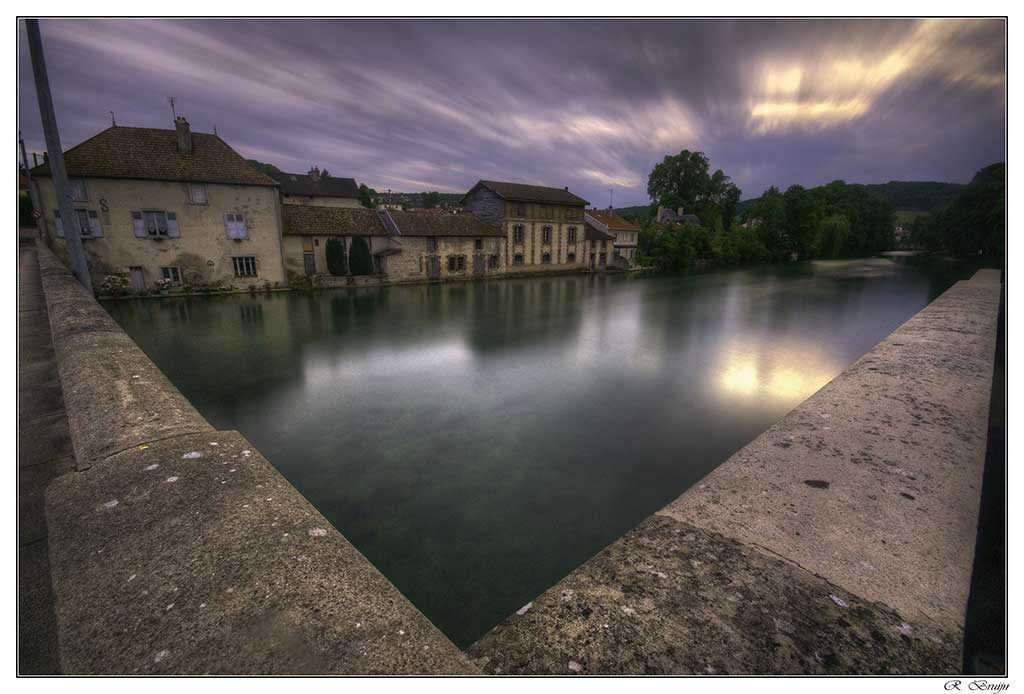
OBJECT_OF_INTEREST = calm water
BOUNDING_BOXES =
[104,257,972,646]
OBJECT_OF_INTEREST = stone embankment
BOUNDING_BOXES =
[469,269,1002,674]
[34,242,477,674]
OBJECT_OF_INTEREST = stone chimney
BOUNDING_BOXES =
[175,116,192,154]
[676,207,684,216]
[308,166,321,182]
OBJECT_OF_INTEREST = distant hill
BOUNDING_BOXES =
[614,205,655,222]
[737,180,965,217]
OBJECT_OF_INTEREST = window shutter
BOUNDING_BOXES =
[87,209,103,237]
[166,211,180,238]
[131,211,146,237]
[53,210,64,238]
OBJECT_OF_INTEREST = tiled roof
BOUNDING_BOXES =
[30,126,276,187]
[586,209,641,231]
[463,180,589,206]
[389,210,503,237]
[272,172,360,199]
[584,222,616,241]
[281,204,388,236]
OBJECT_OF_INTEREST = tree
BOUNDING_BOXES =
[423,191,443,209]
[349,236,374,275]
[326,237,347,276]
[814,214,852,259]
[647,150,711,211]
[358,184,378,209]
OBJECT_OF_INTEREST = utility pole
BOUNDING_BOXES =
[26,19,92,291]
[18,132,42,230]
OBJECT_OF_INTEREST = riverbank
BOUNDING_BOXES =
[468,268,1002,674]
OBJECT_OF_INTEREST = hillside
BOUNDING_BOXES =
[737,179,965,217]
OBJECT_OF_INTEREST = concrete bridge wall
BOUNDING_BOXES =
[469,269,1002,674]
[34,242,477,674]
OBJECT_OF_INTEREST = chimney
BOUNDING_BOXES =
[175,116,192,154]
[308,165,321,182]
[676,207,684,216]
[564,186,569,191]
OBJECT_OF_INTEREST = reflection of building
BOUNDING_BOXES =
[271,167,361,208]
[31,118,285,290]
[585,208,641,268]
[462,180,590,272]
[282,206,504,283]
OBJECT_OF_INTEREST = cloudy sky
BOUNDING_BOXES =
[18,18,1005,206]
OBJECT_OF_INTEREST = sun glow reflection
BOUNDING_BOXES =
[715,347,836,404]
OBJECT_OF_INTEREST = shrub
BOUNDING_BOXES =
[99,273,130,297]
[326,237,348,275]
[349,236,374,275]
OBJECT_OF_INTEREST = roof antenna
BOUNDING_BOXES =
[167,96,177,121]
[109,110,116,126]
[608,188,614,211]
[213,123,218,136]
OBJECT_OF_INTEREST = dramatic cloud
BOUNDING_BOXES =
[18,18,1005,206]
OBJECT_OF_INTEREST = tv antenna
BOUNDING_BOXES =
[167,96,177,120]
[109,110,116,126]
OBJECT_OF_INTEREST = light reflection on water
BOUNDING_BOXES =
[103,257,970,647]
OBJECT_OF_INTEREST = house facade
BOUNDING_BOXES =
[282,206,505,284]
[583,224,616,270]
[585,208,641,268]
[461,180,590,273]
[31,118,286,290]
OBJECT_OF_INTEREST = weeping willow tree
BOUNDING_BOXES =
[326,237,347,275]
[349,236,374,275]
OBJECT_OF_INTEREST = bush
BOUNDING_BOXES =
[99,273,130,297]
[326,237,348,275]
[349,236,374,275]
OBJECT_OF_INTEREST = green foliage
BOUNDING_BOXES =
[422,191,443,209]
[19,192,34,227]
[647,150,742,227]
[246,159,285,177]
[814,214,852,259]
[637,222,767,272]
[911,163,1004,258]
[349,236,374,275]
[326,238,348,276]
[358,184,378,209]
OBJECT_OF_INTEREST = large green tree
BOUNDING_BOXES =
[326,237,348,276]
[358,184,378,209]
[647,150,742,227]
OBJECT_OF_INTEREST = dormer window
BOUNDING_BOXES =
[189,183,208,205]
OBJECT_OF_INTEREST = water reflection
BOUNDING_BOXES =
[103,257,972,647]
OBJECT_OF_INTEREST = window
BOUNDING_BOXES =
[487,255,498,269]
[541,226,552,245]
[224,212,248,240]
[541,252,552,264]
[189,183,208,205]
[513,253,524,266]
[54,208,103,238]
[515,203,526,217]
[160,266,182,285]
[567,252,576,263]
[512,224,525,244]
[132,210,180,238]
[232,256,258,277]
[567,226,577,244]
[427,237,438,252]
[474,238,483,251]
[68,178,87,202]
[599,253,607,265]
[448,255,466,272]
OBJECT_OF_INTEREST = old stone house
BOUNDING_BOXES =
[584,208,641,268]
[461,180,590,272]
[271,167,362,208]
[583,223,616,270]
[31,118,285,290]
[282,205,504,283]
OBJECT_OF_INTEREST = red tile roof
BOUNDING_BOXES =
[30,125,276,187]
[586,209,641,231]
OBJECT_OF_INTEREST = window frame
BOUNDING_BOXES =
[567,226,577,244]
[541,225,552,245]
[232,255,258,278]
[512,224,525,244]
[189,183,209,205]
[224,211,248,240]
[159,266,182,285]
[513,253,524,266]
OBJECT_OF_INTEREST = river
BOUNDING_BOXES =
[104,256,974,647]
